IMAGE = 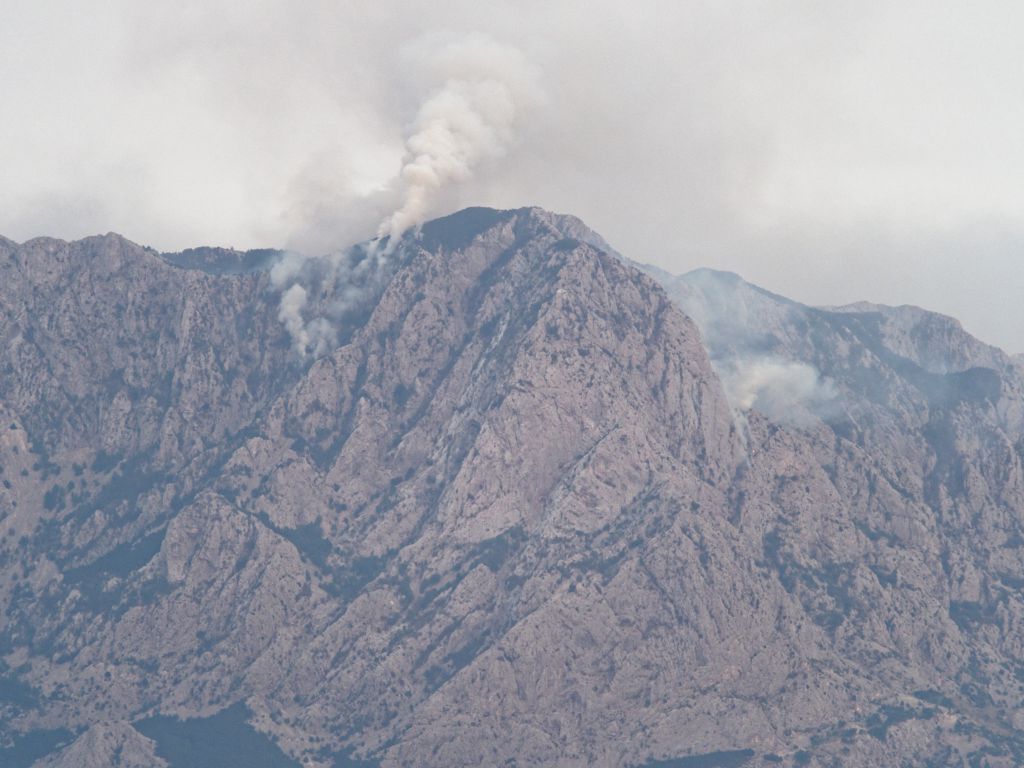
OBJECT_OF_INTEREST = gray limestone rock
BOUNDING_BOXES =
[1,207,1023,767]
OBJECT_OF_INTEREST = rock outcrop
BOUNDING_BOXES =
[2,207,1024,767]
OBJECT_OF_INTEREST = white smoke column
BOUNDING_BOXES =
[375,34,542,251]
[271,252,357,357]
[273,34,541,357]
[278,283,311,355]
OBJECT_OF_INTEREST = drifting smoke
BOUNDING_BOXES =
[718,357,838,427]
[270,245,395,357]
[375,80,512,249]
[375,34,542,252]
[275,33,542,355]
[657,267,840,427]
[277,283,314,354]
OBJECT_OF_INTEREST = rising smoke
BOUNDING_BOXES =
[374,34,542,252]
[5,3,1024,353]
[274,33,542,355]
[277,283,314,355]
[659,267,840,428]
[270,243,395,357]
[718,357,838,428]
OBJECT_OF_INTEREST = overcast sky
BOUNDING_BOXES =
[3,1,1023,351]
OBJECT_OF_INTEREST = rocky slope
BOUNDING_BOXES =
[1,207,1023,767]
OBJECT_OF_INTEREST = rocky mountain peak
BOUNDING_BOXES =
[3,207,1024,767]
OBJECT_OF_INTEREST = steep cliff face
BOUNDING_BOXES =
[2,208,1024,767]
[0,234,295,459]
[643,265,1024,766]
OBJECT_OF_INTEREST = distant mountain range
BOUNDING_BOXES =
[2,207,1024,767]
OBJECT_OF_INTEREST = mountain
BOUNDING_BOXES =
[2,207,1024,767]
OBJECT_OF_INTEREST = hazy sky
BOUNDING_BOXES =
[3,1,1023,351]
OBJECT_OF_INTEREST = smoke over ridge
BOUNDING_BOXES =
[648,267,841,428]
[274,33,540,356]
[4,3,1024,352]
[375,34,541,251]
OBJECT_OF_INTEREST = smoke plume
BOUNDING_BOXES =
[273,33,542,356]
[5,3,1024,352]
[654,267,840,428]
[277,283,313,355]
[375,34,542,251]
[270,244,396,357]
[718,357,838,427]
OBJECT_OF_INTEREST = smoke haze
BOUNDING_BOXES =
[3,1,1024,351]
[719,357,839,428]
[653,266,841,426]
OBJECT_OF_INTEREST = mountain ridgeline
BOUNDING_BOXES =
[2,207,1024,767]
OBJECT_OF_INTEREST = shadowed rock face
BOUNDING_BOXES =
[2,208,1024,767]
